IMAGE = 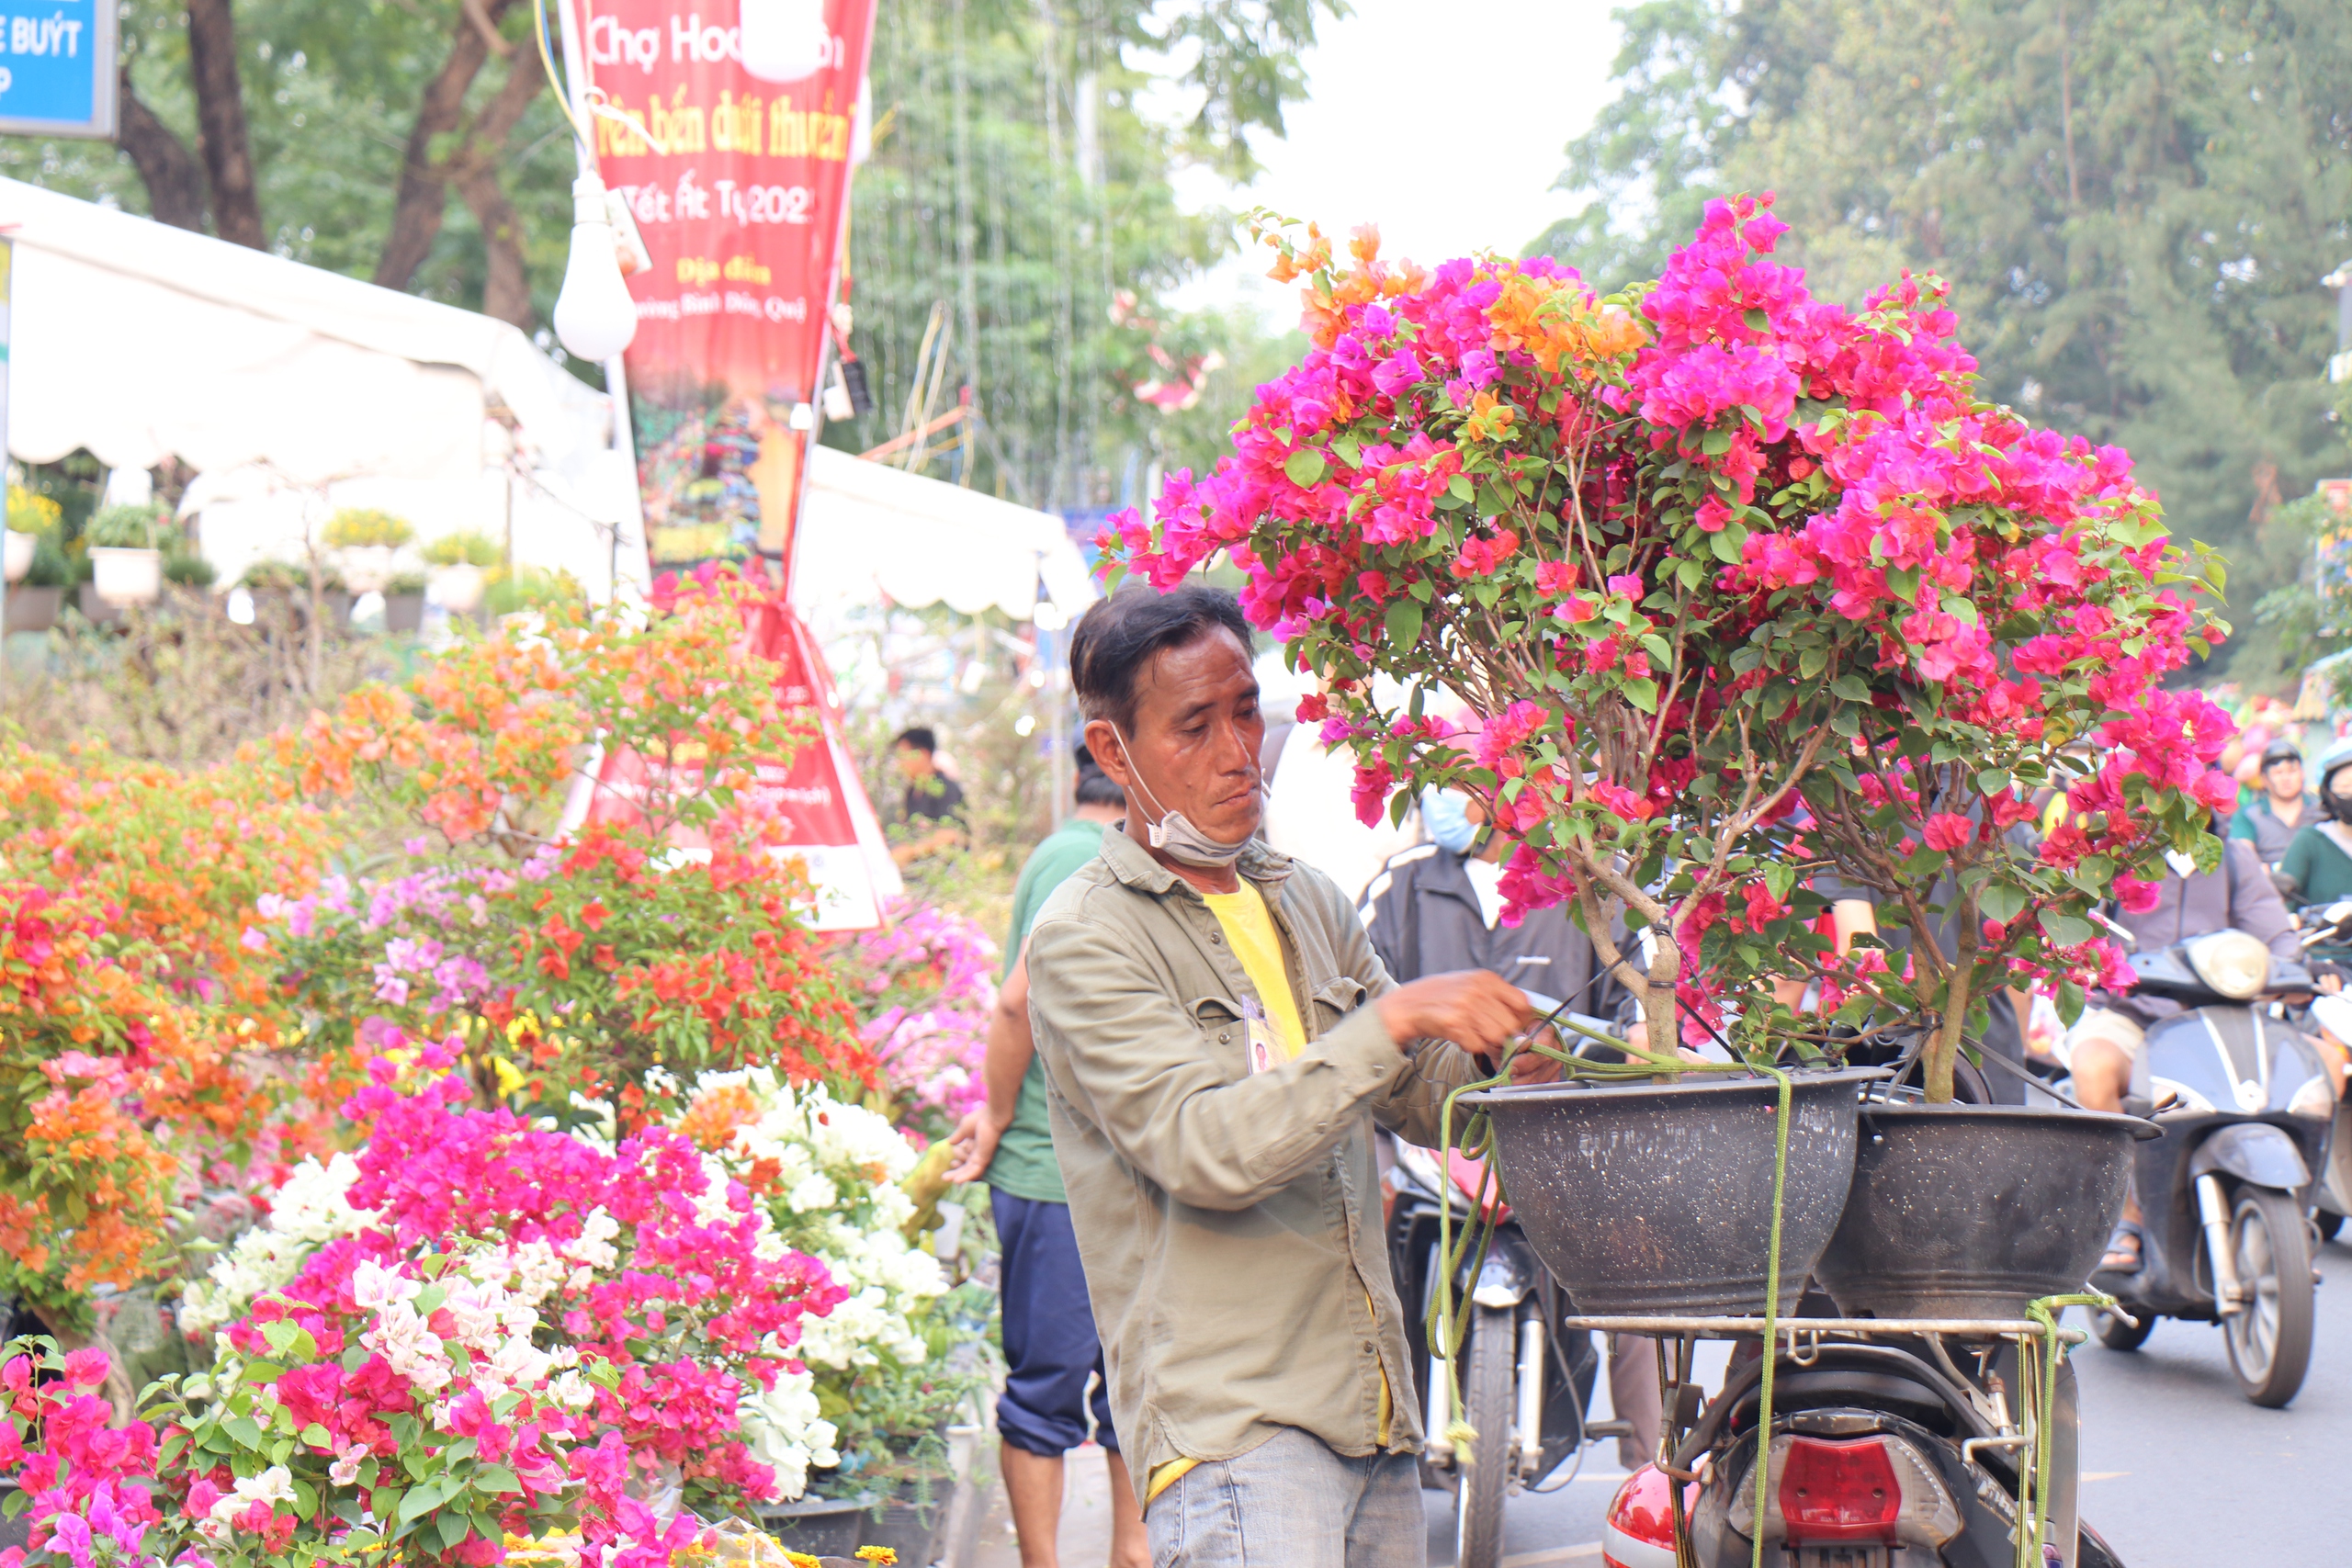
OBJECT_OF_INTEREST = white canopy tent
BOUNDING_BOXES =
[793,444,1094,627]
[0,177,641,600]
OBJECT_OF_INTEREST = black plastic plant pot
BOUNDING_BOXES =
[1813,1101,2144,1319]
[1464,1067,1881,1315]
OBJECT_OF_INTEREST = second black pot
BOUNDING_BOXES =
[1465,1067,1881,1316]
[1812,1101,2145,1319]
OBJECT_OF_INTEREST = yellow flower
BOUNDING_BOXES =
[854,1551,899,1565]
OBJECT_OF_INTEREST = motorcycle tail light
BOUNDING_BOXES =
[1725,1432,1961,1550]
[1601,1464,1679,1568]
[1778,1437,1901,1545]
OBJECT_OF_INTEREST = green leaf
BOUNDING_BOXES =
[1385,599,1423,652]
[1798,645,1827,680]
[2038,910,2095,948]
[224,1416,266,1450]
[1331,435,1363,468]
[1979,883,2028,923]
[1976,768,2011,795]
[435,1511,470,1551]
[300,1422,334,1450]
[1707,525,1745,564]
[1283,449,1328,488]
[399,1482,443,1522]
[1446,473,1475,503]
[1828,673,1871,703]
[472,1463,521,1495]
[1743,307,1770,332]
[1622,677,1659,714]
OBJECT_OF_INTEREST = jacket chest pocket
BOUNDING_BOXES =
[1188,997,1249,1076]
[1309,976,1368,1039]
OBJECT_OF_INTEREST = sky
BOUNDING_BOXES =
[1164,0,1627,320]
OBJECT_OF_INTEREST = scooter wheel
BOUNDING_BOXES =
[2222,1186,2316,1407]
[1453,1303,1515,1568]
[2092,1305,2154,1352]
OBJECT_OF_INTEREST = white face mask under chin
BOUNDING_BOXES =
[1111,726,1257,868]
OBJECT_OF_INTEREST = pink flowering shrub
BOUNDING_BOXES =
[1102,202,2233,1099]
[0,1039,848,1568]
[836,899,999,1141]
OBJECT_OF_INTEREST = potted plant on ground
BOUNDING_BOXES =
[1102,200,2229,1314]
[321,506,414,593]
[423,528,500,615]
[85,504,167,609]
[382,569,429,633]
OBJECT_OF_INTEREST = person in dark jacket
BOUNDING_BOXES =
[1356,789,1659,1468]
[2228,738,2315,866]
[2072,836,2302,1271]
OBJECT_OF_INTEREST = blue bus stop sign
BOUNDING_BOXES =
[0,0,117,138]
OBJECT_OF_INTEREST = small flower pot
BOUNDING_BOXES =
[433,563,486,615]
[77,583,125,626]
[1812,1101,2149,1319]
[384,592,428,634]
[754,1495,873,1558]
[90,546,164,606]
[4,530,34,584]
[3,585,62,634]
[1464,1067,1881,1315]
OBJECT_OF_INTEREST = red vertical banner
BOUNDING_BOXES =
[586,0,876,588]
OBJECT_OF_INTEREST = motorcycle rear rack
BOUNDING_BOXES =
[1557,1313,2086,1346]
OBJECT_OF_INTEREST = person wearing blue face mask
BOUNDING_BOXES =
[1357,786,1660,1470]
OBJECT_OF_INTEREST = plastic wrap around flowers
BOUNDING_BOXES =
[1101,199,2235,1091]
[1,1039,854,1568]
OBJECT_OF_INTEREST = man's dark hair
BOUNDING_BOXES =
[1069,583,1253,732]
[1072,742,1125,807]
[893,727,937,754]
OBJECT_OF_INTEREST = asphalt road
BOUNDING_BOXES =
[1419,1235,2352,1568]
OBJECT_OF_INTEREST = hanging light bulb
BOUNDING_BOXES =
[552,173,639,362]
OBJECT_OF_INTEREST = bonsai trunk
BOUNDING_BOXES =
[1643,930,1683,1070]
[1921,897,1979,1104]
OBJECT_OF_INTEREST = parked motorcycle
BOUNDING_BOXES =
[1600,1325,2126,1568]
[2086,928,2333,1406]
[1382,1131,1603,1568]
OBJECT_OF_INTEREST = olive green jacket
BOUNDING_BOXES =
[1025,827,1481,1505]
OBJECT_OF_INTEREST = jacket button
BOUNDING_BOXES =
[1218,1031,1230,1043]
[1208,932,1223,943]
[1363,1340,1377,1356]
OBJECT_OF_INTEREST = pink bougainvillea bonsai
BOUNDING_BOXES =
[1102,199,2235,1100]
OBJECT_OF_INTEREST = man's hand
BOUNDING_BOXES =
[1507,1027,1566,1086]
[946,1106,1010,1183]
[1376,970,1534,1055]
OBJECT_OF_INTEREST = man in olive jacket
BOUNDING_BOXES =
[1026,584,1535,1566]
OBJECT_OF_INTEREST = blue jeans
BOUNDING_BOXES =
[991,1188,1118,1455]
[1146,1426,1421,1568]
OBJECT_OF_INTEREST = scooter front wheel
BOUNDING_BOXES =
[1453,1303,1515,1568]
[2223,1186,2315,1407]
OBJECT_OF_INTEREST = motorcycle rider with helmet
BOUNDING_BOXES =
[2277,736,2352,914]
[2229,737,2317,867]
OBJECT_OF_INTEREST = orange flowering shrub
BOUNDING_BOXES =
[259,571,876,1126]
[0,745,344,1319]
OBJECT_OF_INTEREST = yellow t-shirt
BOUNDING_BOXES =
[1145,881,1388,1507]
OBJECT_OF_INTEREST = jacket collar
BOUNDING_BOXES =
[1099,818,1295,898]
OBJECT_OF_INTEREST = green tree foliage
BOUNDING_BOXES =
[830,0,1340,509]
[3,1,608,332]
[1532,0,2352,685]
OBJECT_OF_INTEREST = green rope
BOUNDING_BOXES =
[1748,1064,1792,1568]
[2018,1291,2112,1568]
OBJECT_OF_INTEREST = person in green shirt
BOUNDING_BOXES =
[947,747,1138,1568]
[2278,739,2352,920]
